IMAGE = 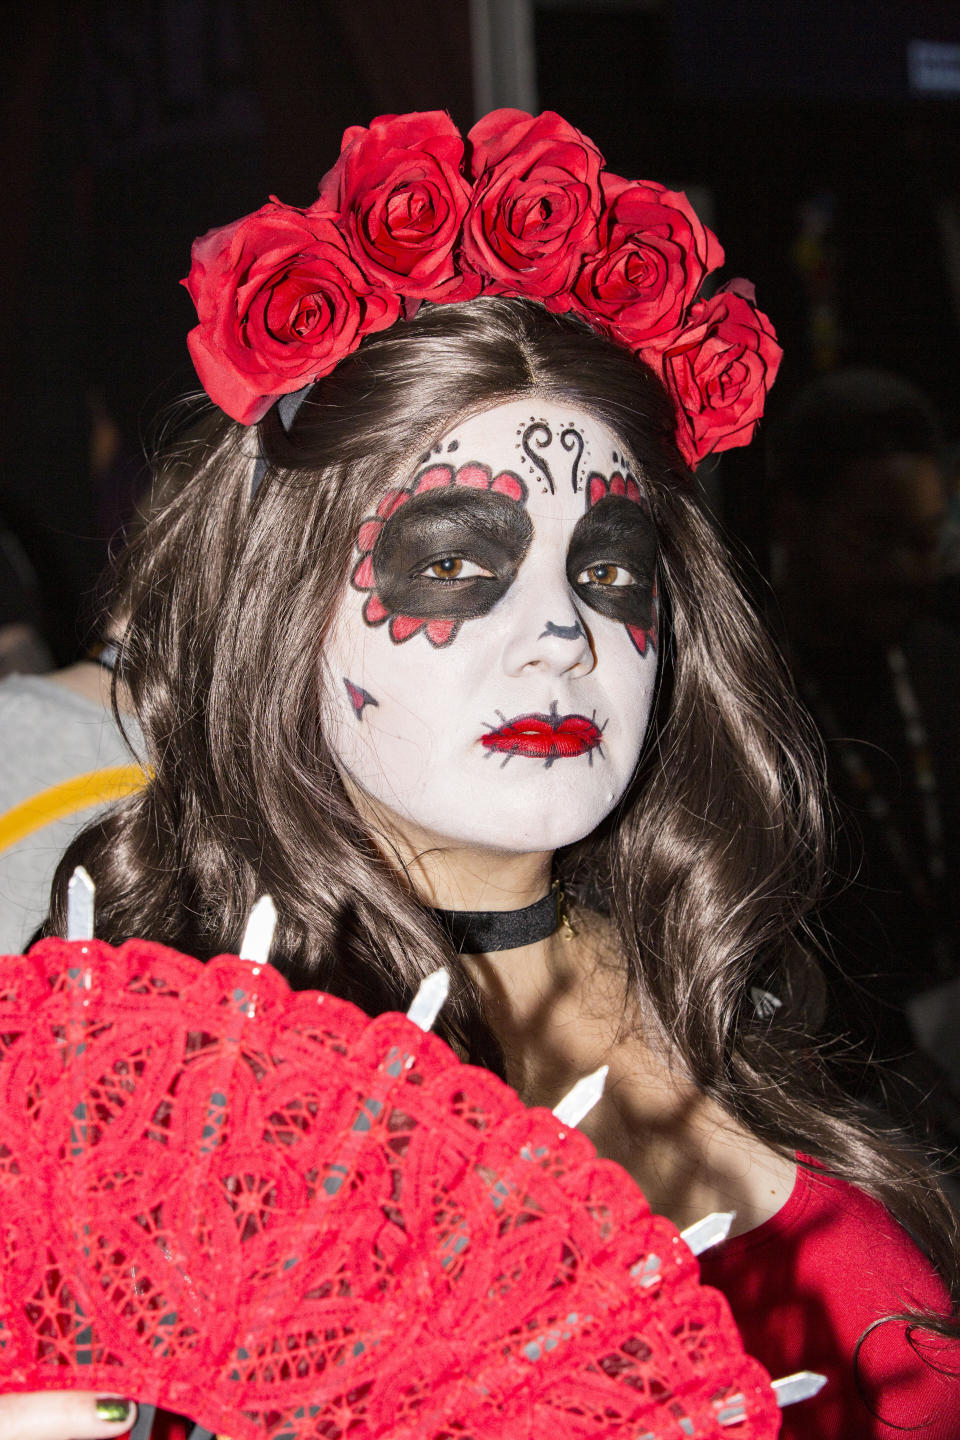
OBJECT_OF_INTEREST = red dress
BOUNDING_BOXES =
[700,1161,960,1438]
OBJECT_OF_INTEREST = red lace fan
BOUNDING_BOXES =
[0,904,807,1439]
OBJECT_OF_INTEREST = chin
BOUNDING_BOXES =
[406,796,616,855]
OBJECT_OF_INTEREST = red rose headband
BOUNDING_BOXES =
[183,108,782,469]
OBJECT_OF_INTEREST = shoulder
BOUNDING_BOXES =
[0,674,134,788]
[700,1162,960,1438]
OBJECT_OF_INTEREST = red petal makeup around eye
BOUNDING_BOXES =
[390,614,425,642]
[626,478,642,503]
[491,471,525,502]
[364,593,389,624]
[627,623,651,654]
[588,474,607,506]
[378,489,409,518]
[413,464,454,492]
[356,520,382,551]
[425,619,456,646]
[353,554,376,588]
[610,472,627,495]
[455,462,492,489]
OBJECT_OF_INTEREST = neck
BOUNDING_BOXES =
[345,780,554,912]
[345,778,573,1005]
[48,659,116,709]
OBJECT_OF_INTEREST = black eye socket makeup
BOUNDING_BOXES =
[373,487,533,621]
[566,496,658,626]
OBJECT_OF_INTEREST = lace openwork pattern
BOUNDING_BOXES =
[0,938,780,1439]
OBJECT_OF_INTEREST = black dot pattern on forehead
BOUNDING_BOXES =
[612,449,639,484]
[417,435,462,464]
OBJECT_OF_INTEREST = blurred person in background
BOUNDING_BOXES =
[0,612,143,953]
[768,368,960,1138]
[0,523,54,678]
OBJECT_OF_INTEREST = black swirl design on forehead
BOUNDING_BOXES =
[561,427,585,493]
[521,421,556,494]
[518,418,595,496]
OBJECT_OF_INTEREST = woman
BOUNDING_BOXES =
[4,110,958,1439]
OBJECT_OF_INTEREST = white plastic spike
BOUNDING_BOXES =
[772,1371,828,1407]
[680,1211,736,1256]
[406,968,450,1032]
[552,1065,608,1127]
[239,895,277,964]
[66,866,95,942]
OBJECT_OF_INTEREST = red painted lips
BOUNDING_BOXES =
[482,712,602,760]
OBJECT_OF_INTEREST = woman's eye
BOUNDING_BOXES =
[421,556,493,580]
[576,563,635,587]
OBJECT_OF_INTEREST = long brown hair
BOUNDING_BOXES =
[51,297,959,1312]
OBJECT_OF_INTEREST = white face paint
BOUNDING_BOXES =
[323,399,659,854]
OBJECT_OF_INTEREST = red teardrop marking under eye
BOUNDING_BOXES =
[627,624,648,654]
[390,614,425,643]
[414,465,454,493]
[352,555,375,590]
[491,471,525,502]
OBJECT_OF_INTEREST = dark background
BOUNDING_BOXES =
[2,0,959,655]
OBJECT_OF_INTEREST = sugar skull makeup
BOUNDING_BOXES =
[323,399,659,854]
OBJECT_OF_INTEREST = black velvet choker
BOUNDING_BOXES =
[430,887,561,953]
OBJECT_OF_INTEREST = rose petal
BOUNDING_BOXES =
[463,109,604,299]
[661,287,782,466]
[317,111,472,299]
[183,200,400,421]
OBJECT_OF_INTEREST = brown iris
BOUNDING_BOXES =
[579,563,633,586]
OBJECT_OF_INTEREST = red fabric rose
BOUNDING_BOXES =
[462,109,603,300]
[317,111,477,302]
[183,201,400,424]
[574,175,724,344]
[658,282,783,467]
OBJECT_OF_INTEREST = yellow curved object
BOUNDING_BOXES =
[0,765,149,854]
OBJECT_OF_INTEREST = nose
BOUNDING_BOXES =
[499,565,594,678]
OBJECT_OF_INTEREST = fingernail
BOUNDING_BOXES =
[96,1398,132,1423]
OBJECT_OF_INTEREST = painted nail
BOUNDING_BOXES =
[96,1398,132,1423]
